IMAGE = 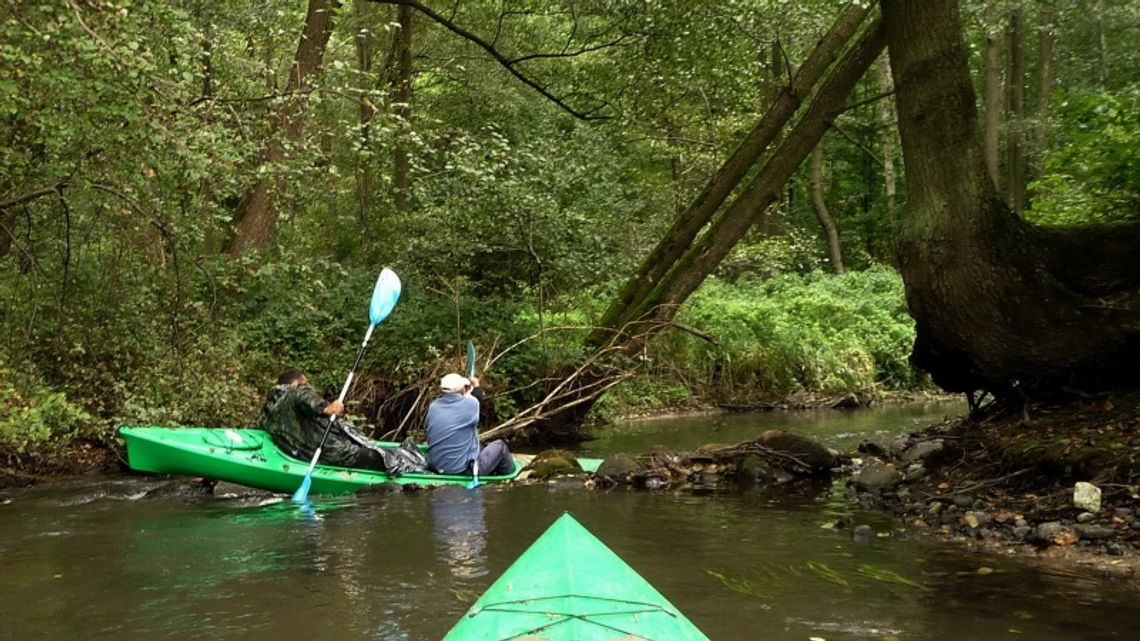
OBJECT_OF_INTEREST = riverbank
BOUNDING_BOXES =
[844,391,1140,586]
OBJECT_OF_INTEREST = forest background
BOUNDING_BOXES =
[1,0,1137,465]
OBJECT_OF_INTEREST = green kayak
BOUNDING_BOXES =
[120,426,599,495]
[441,513,711,641]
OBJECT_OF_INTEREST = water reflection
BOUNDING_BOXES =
[429,486,488,580]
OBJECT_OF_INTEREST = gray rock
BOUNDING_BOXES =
[857,438,890,458]
[1114,507,1134,519]
[735,454,773,485]
[757,430,836,473]
[1075,524,1116,540]
[1033,521,1067,544]
[1077,512,1097,524]
[1012,525,1033,541]
[951,494,976,509]
[1107,543,1125,556]
[905,464,927,482]
[852,524,876,543]
[853,460,901,491]
[594,453,642,483]
[901,439,945,466]
[1073,482,1102,512]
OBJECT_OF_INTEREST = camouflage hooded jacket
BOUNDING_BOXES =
[254,383,360,467]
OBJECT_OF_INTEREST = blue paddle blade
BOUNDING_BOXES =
[465,340,476,378]
[292,473,313,503]
[369,268,401,326]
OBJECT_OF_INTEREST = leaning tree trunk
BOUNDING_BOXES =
[881,0,1140,399]
[228,0,336,257]
[590,2,872,345]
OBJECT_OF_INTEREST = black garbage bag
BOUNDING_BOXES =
[338,422,429,476]
[378,438,430,476]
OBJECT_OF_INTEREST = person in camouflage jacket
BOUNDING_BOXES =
[254,368,386,470]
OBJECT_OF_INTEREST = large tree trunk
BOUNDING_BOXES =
[590,3,872,344]
[810,144,845,274]
[228,0,337,257]
[881,0,1140,399]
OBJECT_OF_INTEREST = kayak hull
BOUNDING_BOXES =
[441,513,711,641]
[119,426,524,494]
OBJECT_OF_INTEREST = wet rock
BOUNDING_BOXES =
[211,482,277,499]
[857,438,890,458]
[143,479,214,498]
[1107,543,1125,556]
[901,439,945,466]
[1075,524,1116,540]
[355,482,402,494]
[525,449,583,480]
[853,460,901,491]
[1077,512,1097,524]
[852,524,876,543]
[1032,521,1068,545]
[594,453,642,484]
[735,454,774,486]
[1073,482,1102,512]
[757,430,836,474]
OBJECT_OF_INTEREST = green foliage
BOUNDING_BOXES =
[655,267,916,401]
[1028,88,1140,225]
[0,369,93,455]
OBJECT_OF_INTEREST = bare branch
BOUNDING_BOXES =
[367,0,613,120]
[0,182,71,210]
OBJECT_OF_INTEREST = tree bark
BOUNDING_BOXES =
[810,144,845,274]
[982,0,1002,189]
[228,0,337,257]
[1006,7,1026,212]
[881,0,1140,398]
[590,2,872,344]
[1032,0,1056,179]
[392,3,413,214]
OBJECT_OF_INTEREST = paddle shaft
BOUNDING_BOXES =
[302,323,376,475]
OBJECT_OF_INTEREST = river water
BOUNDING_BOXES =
[3,402,1138,641]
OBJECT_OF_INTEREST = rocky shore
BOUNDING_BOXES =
[543,393,1140,585]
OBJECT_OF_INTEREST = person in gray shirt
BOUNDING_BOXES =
[425,372,514,475]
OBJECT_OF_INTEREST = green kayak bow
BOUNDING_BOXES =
[441,513,711,641]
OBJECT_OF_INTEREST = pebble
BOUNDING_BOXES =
[1077,512,1097,524]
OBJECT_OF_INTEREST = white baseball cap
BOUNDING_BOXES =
[440,372,470,393]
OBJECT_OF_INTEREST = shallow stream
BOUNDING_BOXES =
[3,402,1138,640]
